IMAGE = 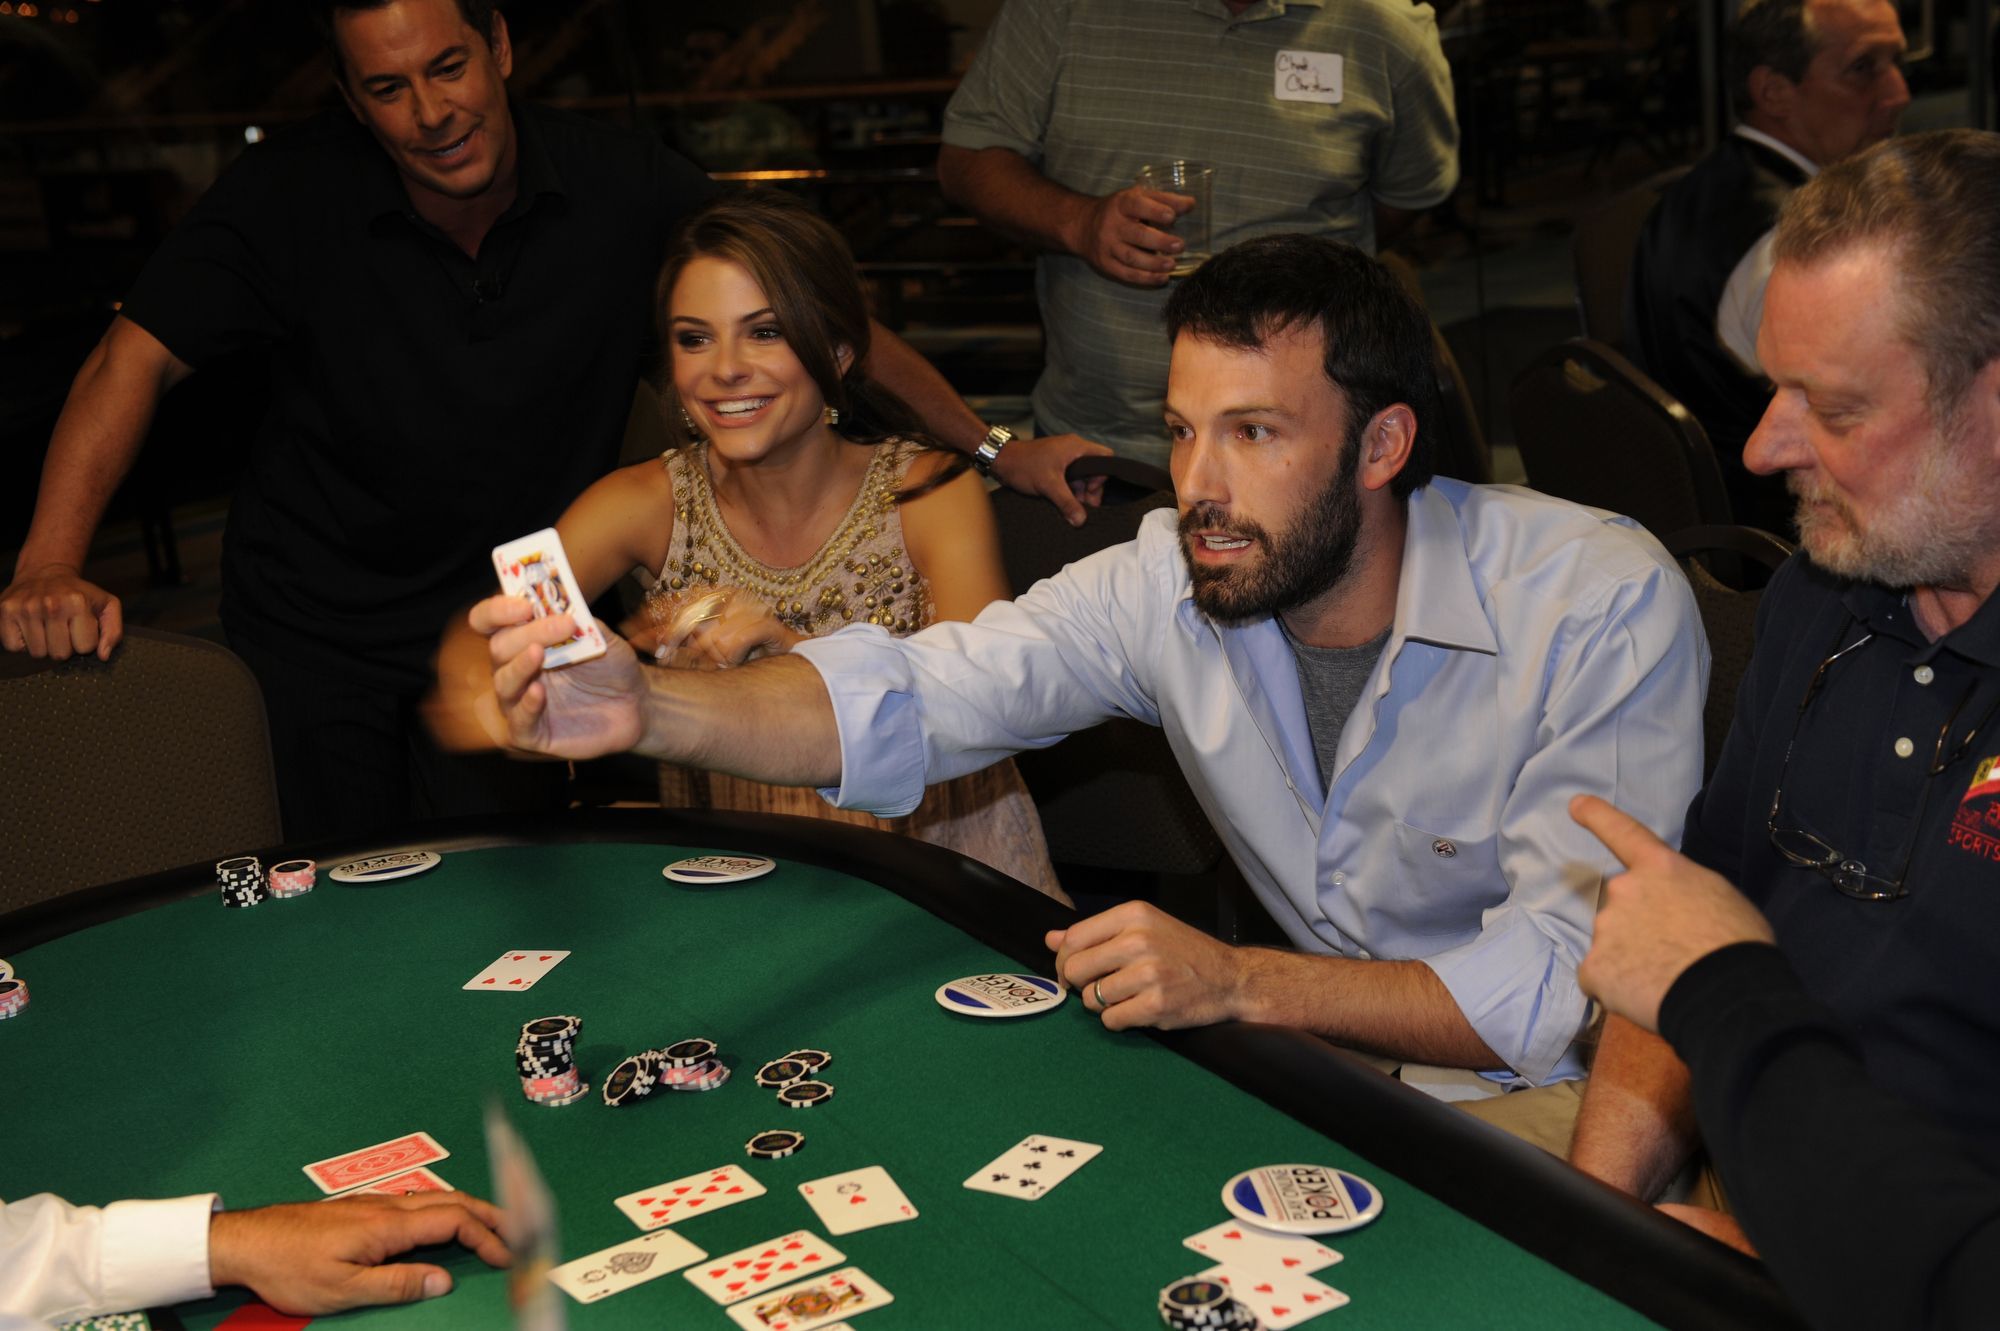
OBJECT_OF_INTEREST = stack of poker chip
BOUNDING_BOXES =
[267,859,316,898]
[657,1037,730,1092]
[0,959,27,1021]
[516,1015,590,1106]
[603,1037,731,1106]
[215,857,268,908]
[1157,1276,1261,1330]
[601,1050,665,1107]
[755,1049,834,1108]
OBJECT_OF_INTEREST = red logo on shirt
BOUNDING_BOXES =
[1946,754,2000,861]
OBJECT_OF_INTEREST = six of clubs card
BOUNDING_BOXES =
[963,1133,1102,1201]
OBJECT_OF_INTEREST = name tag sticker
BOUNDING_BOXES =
[1275,50,1343,104]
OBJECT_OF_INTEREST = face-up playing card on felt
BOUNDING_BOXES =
[615,1163,766,1230]
[1183,1220,1342,1275]
[463,950,571,992]
[724,1266,891,1331]
[685,1229,846,1304]
[962,1134,1102,1201]
[1198,1263,1350,1329]
[547,1228,705,1304]
[303,1131,449,1194]
[492,527,606,668]
[796,1166,917,1236]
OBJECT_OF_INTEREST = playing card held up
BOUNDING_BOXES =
[492,527,607,668]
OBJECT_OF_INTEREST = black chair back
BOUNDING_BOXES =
[1665,524,1795,779]
[1571,164,1690,349]
[0,628,281,911]
[1511,337,1733,542]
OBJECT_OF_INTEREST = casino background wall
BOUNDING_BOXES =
[0,0,1990,648]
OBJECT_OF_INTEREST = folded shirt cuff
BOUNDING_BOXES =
[99,1195,218,1314]
[793,630,928,817]
[1420,912,1588,1086]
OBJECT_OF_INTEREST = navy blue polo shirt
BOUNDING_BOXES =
[120,101,715,689]
[1684,554,2000,1168]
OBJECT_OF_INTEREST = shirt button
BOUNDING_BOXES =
[1332,871,1346,886]
[1915,665,1935,685]
[1894,737,1916,758]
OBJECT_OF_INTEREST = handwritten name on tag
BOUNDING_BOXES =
[1275,50,1343,104]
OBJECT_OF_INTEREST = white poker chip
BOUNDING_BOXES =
[662,854,776,884]
[328,850,442,884]
[0,958,12,984]
[1221,1164,1383,1235]
[934,973,1067,1019]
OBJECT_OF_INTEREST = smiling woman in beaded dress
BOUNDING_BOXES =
[455,192,1064,900]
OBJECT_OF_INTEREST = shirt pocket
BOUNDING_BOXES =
[1389,817,1504,942]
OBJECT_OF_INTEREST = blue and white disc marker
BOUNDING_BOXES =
[1221,1163,1384,1235]
[934,972,1067,1018]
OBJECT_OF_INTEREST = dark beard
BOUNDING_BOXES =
[1179,429,1363,626]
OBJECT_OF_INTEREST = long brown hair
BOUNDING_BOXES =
[656,190,931,452]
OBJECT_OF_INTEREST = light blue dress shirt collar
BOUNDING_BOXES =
[1176,482,1503,821]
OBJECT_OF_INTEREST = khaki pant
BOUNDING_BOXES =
[1457,1079,1735,1215]
[1455,1078,1589,1157]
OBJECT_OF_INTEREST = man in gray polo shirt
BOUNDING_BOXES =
[938,0,1459,467]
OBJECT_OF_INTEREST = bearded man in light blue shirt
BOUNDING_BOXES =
[469,235,1708,1130]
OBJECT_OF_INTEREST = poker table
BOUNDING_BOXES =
[1,810,1802,1330]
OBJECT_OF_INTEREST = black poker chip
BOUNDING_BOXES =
[522,1016,582,1040]
[754,1058,811,1089]
[1159,1277,1231,1313]
[745,1129,805,1159]
[783,1048,832,1072]
[777,1079,834,1108]
[660,1037,717,1068]
[603,1056,658,1106]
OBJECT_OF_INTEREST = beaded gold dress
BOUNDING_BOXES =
[650,439,1065,901]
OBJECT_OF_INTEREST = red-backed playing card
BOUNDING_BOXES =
[302,1132,449,1195]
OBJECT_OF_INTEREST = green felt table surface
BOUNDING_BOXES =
[4,839,1657,1330]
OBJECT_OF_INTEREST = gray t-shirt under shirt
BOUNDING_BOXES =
[1284,624,1391,791]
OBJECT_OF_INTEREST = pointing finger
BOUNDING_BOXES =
[1569,794,1670,870]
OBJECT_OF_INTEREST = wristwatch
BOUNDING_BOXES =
[972,423,1015,476]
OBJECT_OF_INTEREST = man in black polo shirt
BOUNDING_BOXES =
[1570,130,2000,1256]
[0,0,1104,842]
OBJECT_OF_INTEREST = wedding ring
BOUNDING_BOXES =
[1093,980,1106,1008]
